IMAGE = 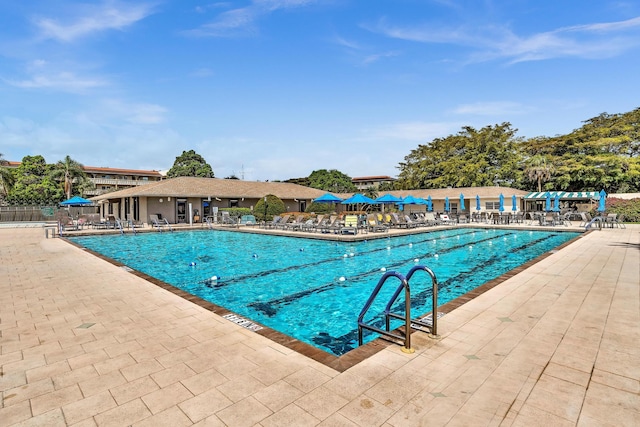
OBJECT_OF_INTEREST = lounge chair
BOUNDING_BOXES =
[264,215,281,229]
[318,215,339,233]
[367,214,388,232]
[423,212,440,226]
[440,214,455,225]
[302,215,324,232]
[340,214,359,234]
[284,215,305,231]
[403,214,420,228]
[276,214,291,230]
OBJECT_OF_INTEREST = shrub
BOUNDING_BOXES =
[604,197,640,222]
[219,207,252,220]
[253,194,286,221]
[305,201,336,215]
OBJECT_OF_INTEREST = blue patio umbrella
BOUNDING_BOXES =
[444,197,450,212]
[459,194,465,211]
[59,195,93,206]
[553,194,561,212]
[499,194,505,212]
[545,192,552,212]
[401,195,422,205]
[475,195,481,211]
[313,193,343,203]
[426,195,433,212]
[374,193,403,204]
[341,193,377,208]
[597,189,607,212]
[512,195,518,211]
[375,193,403,212]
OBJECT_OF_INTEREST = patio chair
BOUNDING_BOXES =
[284,215,305,231]
[240,215,257,226]
[276,214,292,230]
[318,215,339,233]
[423,212,440,226]
[340,214,359,234]
[367,214,388,232]
[264,215,282,229]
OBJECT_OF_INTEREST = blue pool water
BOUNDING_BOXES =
[69,228,580,356]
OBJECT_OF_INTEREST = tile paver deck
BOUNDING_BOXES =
[1,224,638,426]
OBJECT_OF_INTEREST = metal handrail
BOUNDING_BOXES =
[384,265,439,337]
[357,271,414,353]
[204,216,213,230]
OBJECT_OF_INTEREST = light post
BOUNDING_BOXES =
[263,196,267,225]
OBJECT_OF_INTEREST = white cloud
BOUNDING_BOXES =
[33,1,155,42]
[6,71,107,92]
[100,99,168,125]
[186,0,318,37]
[369,15,640,63]
[452,101,533,116]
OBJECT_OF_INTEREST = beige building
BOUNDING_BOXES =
[92,178,528,225]
[91,176,329,224]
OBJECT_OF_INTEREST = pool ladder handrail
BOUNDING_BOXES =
[384,265,438,337]
[115,219,124,235]
[357,265,439,354]
[204,216,213,230]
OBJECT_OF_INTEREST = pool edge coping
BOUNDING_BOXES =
[62,227,589,373]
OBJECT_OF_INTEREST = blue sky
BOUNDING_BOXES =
[1,1,639,181]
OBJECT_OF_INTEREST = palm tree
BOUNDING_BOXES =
[50,155,90,200]
[0,153,15,202]
[363,186,379,200]
[525,155,555,192]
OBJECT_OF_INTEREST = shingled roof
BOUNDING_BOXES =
[91,176,328,201]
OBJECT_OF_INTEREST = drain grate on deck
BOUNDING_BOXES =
[222,313,263,331]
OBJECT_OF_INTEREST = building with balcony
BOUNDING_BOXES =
[4,162,164,196]
[351,175,396,191]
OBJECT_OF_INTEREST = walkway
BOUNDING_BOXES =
[1,225,638,426]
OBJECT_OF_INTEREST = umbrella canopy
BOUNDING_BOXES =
[59,195,93,206]
[444,197,450,212]
[400,194,422,205]
[597,189,607,212]
[545,192,552,212]
[499,194,505,212]
[553,194,561,212]
[341,193,377,205]
[426,196,433,212]
[475,195,481,211]
[459,194,465,211]
[512,195,518,211]
[313,193,343,203]
[375,193,403,204]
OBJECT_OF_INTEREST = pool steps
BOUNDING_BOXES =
[357,265,439,353]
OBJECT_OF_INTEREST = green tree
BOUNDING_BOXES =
[167,150,214,178]
[377,181,397,192]
[7,155,62,205]
[308,169,356,193]
[254,194,286,222]
[0,153,15,202]
[524,154,555,192]
[523,108,640,192]
[363,186,378,199]
[396,123,524,189]
[50,155,91,200]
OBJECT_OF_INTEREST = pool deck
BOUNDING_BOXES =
[1,224,638,426]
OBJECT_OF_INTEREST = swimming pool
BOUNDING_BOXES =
[69,228,580,356]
